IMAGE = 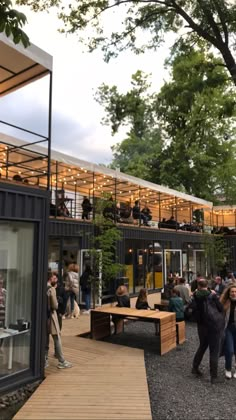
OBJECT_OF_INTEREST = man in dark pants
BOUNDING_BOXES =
[191,279,224,384]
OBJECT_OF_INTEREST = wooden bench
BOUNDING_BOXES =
[90,307,176,355]
[176,321,186,344]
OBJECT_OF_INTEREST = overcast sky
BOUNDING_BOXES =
[1,4,173,164]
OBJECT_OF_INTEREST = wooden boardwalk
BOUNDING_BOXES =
[14,314,152,420]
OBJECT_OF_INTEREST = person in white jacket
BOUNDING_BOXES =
[64,264,79,318]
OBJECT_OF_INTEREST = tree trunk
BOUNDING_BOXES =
[220,45,236,86]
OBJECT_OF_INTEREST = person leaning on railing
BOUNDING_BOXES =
[81,196,93,220]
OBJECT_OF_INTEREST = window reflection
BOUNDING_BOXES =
[165,250,182,283]
[0,222,33,377]
[124,240,164,293]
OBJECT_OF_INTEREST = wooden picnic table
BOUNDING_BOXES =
[90,307,176,355]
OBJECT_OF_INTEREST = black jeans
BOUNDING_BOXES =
[193,324,222,378]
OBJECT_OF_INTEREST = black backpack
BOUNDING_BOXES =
[204,295,225,331]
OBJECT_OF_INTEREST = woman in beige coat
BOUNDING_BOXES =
[45,273,72,369]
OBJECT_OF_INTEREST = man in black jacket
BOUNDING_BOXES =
[191,279,224,384]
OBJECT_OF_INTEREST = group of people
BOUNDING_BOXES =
[188,272,236,383]
[115,273,236,384]
[46,263,92,369]
[103,198,152,226]
[50,195,93,219]
[159,217,201,232]
[165,271,236,384]
[46,264,236,383]
[114,285,152,311]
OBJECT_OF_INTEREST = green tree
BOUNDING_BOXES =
[17,0,236,85]
[156,47,236,202]
[86,196,125,308]
[0,0,29,46]
[96,70,163,180]
[96,48,236,203]
[203,233,229,275]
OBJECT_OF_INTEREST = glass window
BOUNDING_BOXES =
[134,249,145,293]
[62,238,79,274]
[164,250,182,283]
[124,245,134,294]
[182,249,194,284]
[0,222,34,377]
[195,250,206,277]
[147,243,163,289]
[48,238,60,274]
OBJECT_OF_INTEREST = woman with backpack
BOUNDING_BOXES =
[191,279,224,384]
[220,284,236,379]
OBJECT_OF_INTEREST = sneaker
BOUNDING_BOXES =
[57,360,72,369]
[225,370,232,379]
[233,372,236,379]
[191,367,203,376]
[110,321,115,335]
[62,315,66,320]
[83,310,90,315]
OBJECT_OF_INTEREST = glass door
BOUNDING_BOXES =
[164,250,182,284]
[194,250,206,277]
[79,249,102,306]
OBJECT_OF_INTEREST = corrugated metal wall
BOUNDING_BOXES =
[0,183,49,220]
[0,182,49,392]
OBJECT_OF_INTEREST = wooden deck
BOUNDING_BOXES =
[14,314,152,420]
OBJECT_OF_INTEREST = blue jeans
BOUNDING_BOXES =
[225,325,236,370]
[85,292,91,311]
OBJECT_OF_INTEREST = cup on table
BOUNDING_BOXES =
[17,319,24,331]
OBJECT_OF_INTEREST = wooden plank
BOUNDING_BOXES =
[14,318,152,420]
[176,321,186,344]
[90,311,110,339]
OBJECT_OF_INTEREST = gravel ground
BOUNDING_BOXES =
[104,321,236,420]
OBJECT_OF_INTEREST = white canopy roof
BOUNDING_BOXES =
[213,205,236,212]
[0,133,213,209]
[0,34,52,96]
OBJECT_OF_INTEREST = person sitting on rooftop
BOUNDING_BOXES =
[119,201,132,219]
[103,197,118,221]
[132,200,149,226]
[141,203,152,221]
[166,216,179,229]
[13,174,22,182]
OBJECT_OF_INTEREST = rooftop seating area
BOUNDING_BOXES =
[1,134,236,235]
[0,134,215,232]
